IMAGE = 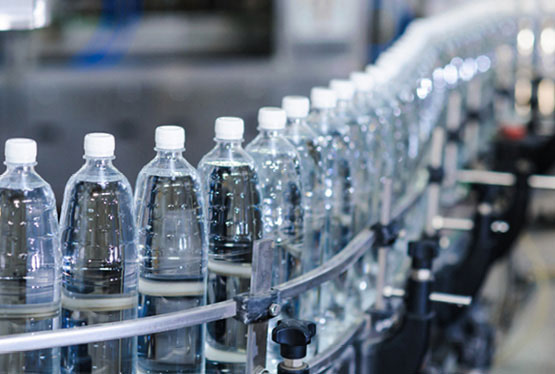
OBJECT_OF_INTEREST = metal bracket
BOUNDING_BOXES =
[371,220,399,248]
[427,166,445,184]
[234,290,280,325]
[245,239,275,374]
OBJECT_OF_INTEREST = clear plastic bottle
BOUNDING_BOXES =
[307,87,356,350]
[134,126,207,374]
[330,79,372,233]
[281,96,326,317]
[198,117,262,374]
[366,66,409,203]
[0,138,61,373]
[307,87,356,256]
[246,107,304,286]
[350,72,385,224]
[246,107,304,373]
[60,133,137,374]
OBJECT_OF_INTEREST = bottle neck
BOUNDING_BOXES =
[84,157,115,169]
[287,117,306,128]
[4,163,37,175]
[311,107,335,117]
[214,139,243,151]
[336,99,352,111]
[155,149,185,160]
[257,128,284,137]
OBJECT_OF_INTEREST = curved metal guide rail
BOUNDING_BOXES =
[0,181,426,354]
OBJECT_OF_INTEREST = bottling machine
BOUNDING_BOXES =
[0,1,554,373]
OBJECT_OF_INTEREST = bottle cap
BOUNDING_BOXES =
[258,107,287,130]
[310,87,337,109]
[84,133,115,158]
[155,125,185,150]
[282,96,310,118]
[329,79,355,100]
[366,66,389,85]
[215,117,244,140]
[350,71,373,92]
[5,138,37,164]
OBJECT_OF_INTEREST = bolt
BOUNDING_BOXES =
[269,303,281,317]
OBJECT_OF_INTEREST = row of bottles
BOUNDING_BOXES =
[0,0,548,372]
[0,81,382,374]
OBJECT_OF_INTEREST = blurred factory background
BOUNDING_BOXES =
[0,0,425,197]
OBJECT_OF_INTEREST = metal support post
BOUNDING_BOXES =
[432,216,475,232]
[375,178,393,311]
[457,169,516,186]
[444,90,463,188]
[426,127,445,237]
[245,239,275,374]
[382,286,472,306]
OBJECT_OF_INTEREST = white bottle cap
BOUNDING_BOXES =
[282,96,310,118]
[367,66,389,85]
[310,87,337,109]
[350,71,373,92]
[258,107,287,130]
[84,133,115,158]
[155,125,185,150]
[215,117,244,140]
[5,138,37,164]
[329,79,355,100]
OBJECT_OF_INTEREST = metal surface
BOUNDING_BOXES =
[375,178,393,311]
[429,292,472,306]
[0,299,236,354]
[246,239,275,374]
[528,174,555,190]
[383,286,472,306]
[457,169,516,187]
[432,216,475,231]
[426,127,445,237]
[307,319,366,373]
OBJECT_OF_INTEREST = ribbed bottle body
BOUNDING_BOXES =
[60,160,137,374]
[135,151,208,374]
[199,142,262,374]
[0,166,61,373]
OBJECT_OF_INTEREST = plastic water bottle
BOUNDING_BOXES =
[60,133,137,373]
[307,87,356,255]
[367,66,410,202]
[307,87,356,349]
[198,117,262,373]
[246,107,304,373]
[134,126,207,374]
[246,107,304,286]
[330,79,379,317]
[0,139,61,373]
[281,96,326,311]
[330,79,372,232]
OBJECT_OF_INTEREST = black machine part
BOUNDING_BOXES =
[272,319,316,374]
[370,237,438,374]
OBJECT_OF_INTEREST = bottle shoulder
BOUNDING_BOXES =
[0,167,53,192]
[70,161,131,185]
[198,145,256,172]
[246,135,299,158]
[138,155,200,180]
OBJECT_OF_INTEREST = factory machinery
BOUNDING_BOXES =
[1,1,555,373]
